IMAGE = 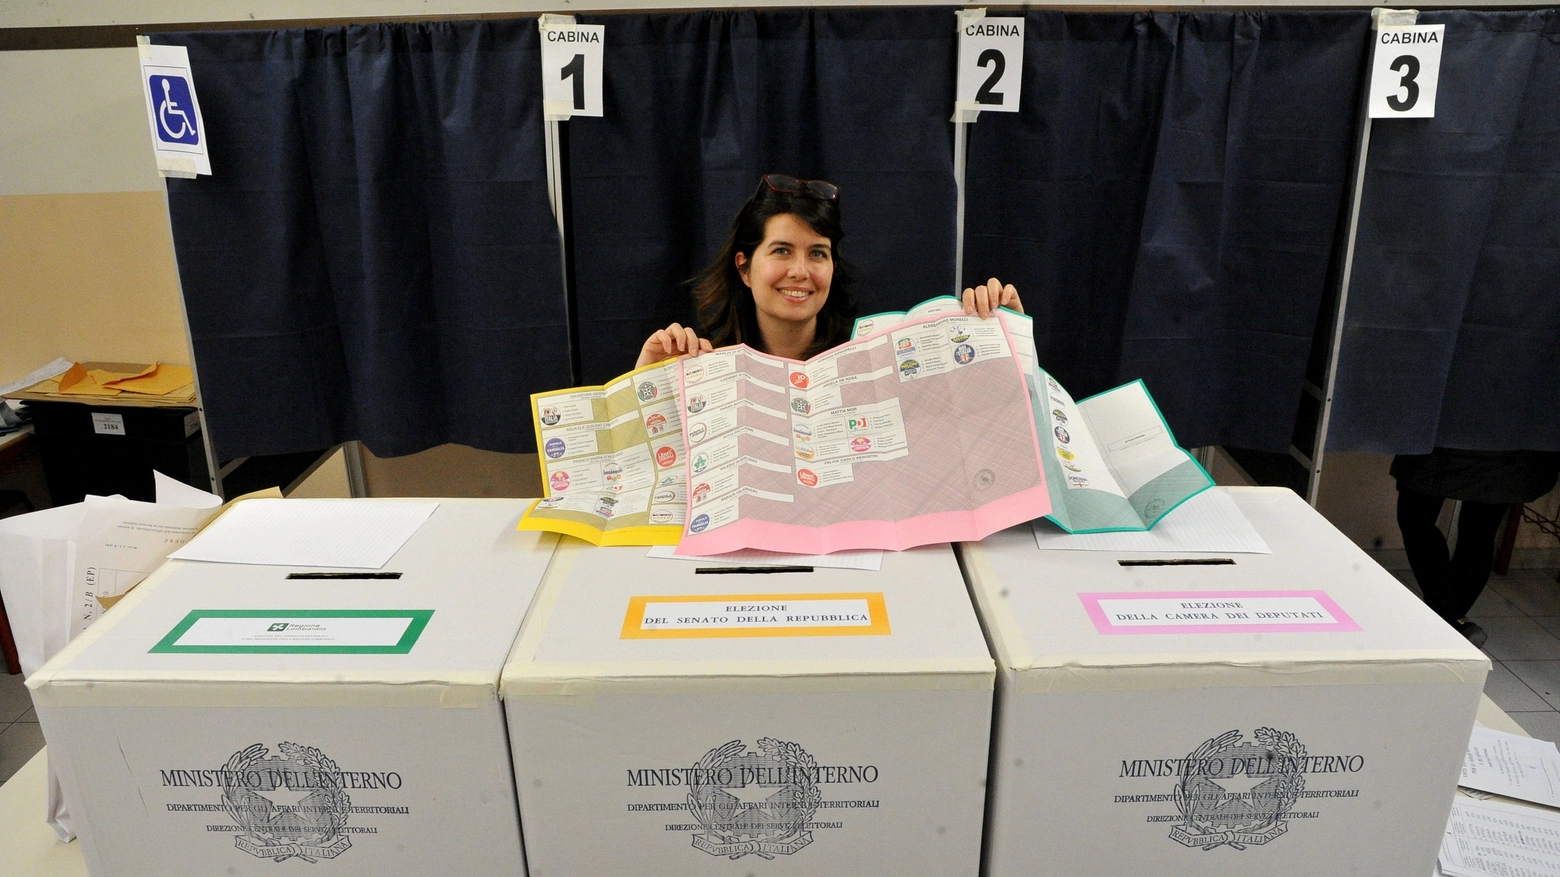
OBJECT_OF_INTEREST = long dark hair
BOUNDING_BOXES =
[691,180,858,359]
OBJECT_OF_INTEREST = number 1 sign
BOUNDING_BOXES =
[540,21,604,119]
[1368,25,1444,118]
[956,16,1024,114]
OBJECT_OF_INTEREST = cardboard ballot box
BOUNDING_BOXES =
[501,542,994,877]
[27,499,558,877]
[962,487,1489,877]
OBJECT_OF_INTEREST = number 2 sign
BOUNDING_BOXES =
[540,21,604,119]
[956,16,1024,114]
[1368,25,1444,118]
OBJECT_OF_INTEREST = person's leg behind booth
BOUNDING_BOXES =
[1442,499,1511,623]
[1397,487,1489,646]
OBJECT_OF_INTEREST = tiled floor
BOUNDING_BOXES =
[1394,566,1560,742]
[1,568,1557,787]
[0,668,42,786]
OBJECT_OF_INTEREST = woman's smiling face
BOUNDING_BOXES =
[736,212,834,334]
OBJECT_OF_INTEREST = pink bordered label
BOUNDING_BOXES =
[1079,591,1361,635]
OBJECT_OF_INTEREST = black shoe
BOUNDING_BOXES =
[1453,618,1488,648]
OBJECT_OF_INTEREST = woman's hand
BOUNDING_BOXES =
[636,322,713,368]
[962,278,1023,318]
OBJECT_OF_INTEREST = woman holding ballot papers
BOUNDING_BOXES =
[637,173,1022,366]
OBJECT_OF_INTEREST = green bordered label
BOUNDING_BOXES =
[150,609,433,655]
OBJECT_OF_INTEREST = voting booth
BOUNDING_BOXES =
[962,487,1489,877]
[501,542,994,877]
[27,499,558,877]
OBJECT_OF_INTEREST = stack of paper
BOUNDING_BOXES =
[2,360,195,403]
[1436,727,1560,877]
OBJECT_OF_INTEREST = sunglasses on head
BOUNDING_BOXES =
[759,174,840,201]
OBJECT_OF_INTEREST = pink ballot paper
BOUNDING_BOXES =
[674,309,1050,555]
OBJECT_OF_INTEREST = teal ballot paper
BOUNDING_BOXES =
[853,297,1212,533]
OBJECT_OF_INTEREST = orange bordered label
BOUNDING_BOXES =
[621,592,890,639]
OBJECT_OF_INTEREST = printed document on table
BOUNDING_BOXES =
[1439,796,1560,877]
[647,544,883,571]
[1460,726,1560,807]
[675,308,1049,555]
[171,499,438,568]
[520,359,687,545]
[1033,487,1270,553]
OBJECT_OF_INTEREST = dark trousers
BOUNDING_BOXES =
[1397,487,1509,623]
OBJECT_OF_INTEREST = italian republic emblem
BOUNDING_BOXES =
[687,738,822,859]
[1170,728,1306,851]
[220,742,353,862]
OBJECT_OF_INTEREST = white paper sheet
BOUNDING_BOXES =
[1031,488,1271,554]
[1439,797,1560,877]
[70,490,220,638]
[649,544,883,571]
[1461,726,1560,808]
[170,499,439,568]
[0,356,74,412]
[154,470,222,509]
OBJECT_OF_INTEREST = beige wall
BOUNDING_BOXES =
[0,48,188,389]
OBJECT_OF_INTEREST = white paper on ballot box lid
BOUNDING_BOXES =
[502,541,993,696]
[29,500,559,705]
[962,487,1487,688]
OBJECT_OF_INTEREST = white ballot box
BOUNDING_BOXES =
[27,499,558,877]
[963,487,1489,877]
[501,542,994,877]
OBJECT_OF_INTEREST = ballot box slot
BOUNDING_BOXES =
[693,566,814,575]
[285,571,404,580]
[1116,558,1234,567]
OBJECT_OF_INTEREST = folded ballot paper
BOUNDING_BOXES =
[0,472,221,841]
[855,297,1213,533]
[522,304,1052,553]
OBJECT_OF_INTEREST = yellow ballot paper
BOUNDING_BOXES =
[519,359,687,545]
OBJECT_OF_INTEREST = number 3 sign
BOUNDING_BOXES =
[1368,25,1444,118]
[540,19,604,119]
[956,15,1024,114]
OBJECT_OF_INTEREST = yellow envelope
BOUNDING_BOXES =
[103,363,194,396]
[57,362,122,396]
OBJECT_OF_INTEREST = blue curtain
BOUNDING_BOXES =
[1329,10,1560,454]
[566,8,961,383]
[153,21,568,460]
[963,11,1371,451]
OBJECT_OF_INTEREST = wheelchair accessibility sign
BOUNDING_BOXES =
[137,39,211,177]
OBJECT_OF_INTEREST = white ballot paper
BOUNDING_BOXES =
[1461,726,1560,808]
[1032,487,1271,554]
[0,471,221,842]
[70,472,223,638]
[647,544,883,571]
[171,498,438,568]
[1439,796,1560,877]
